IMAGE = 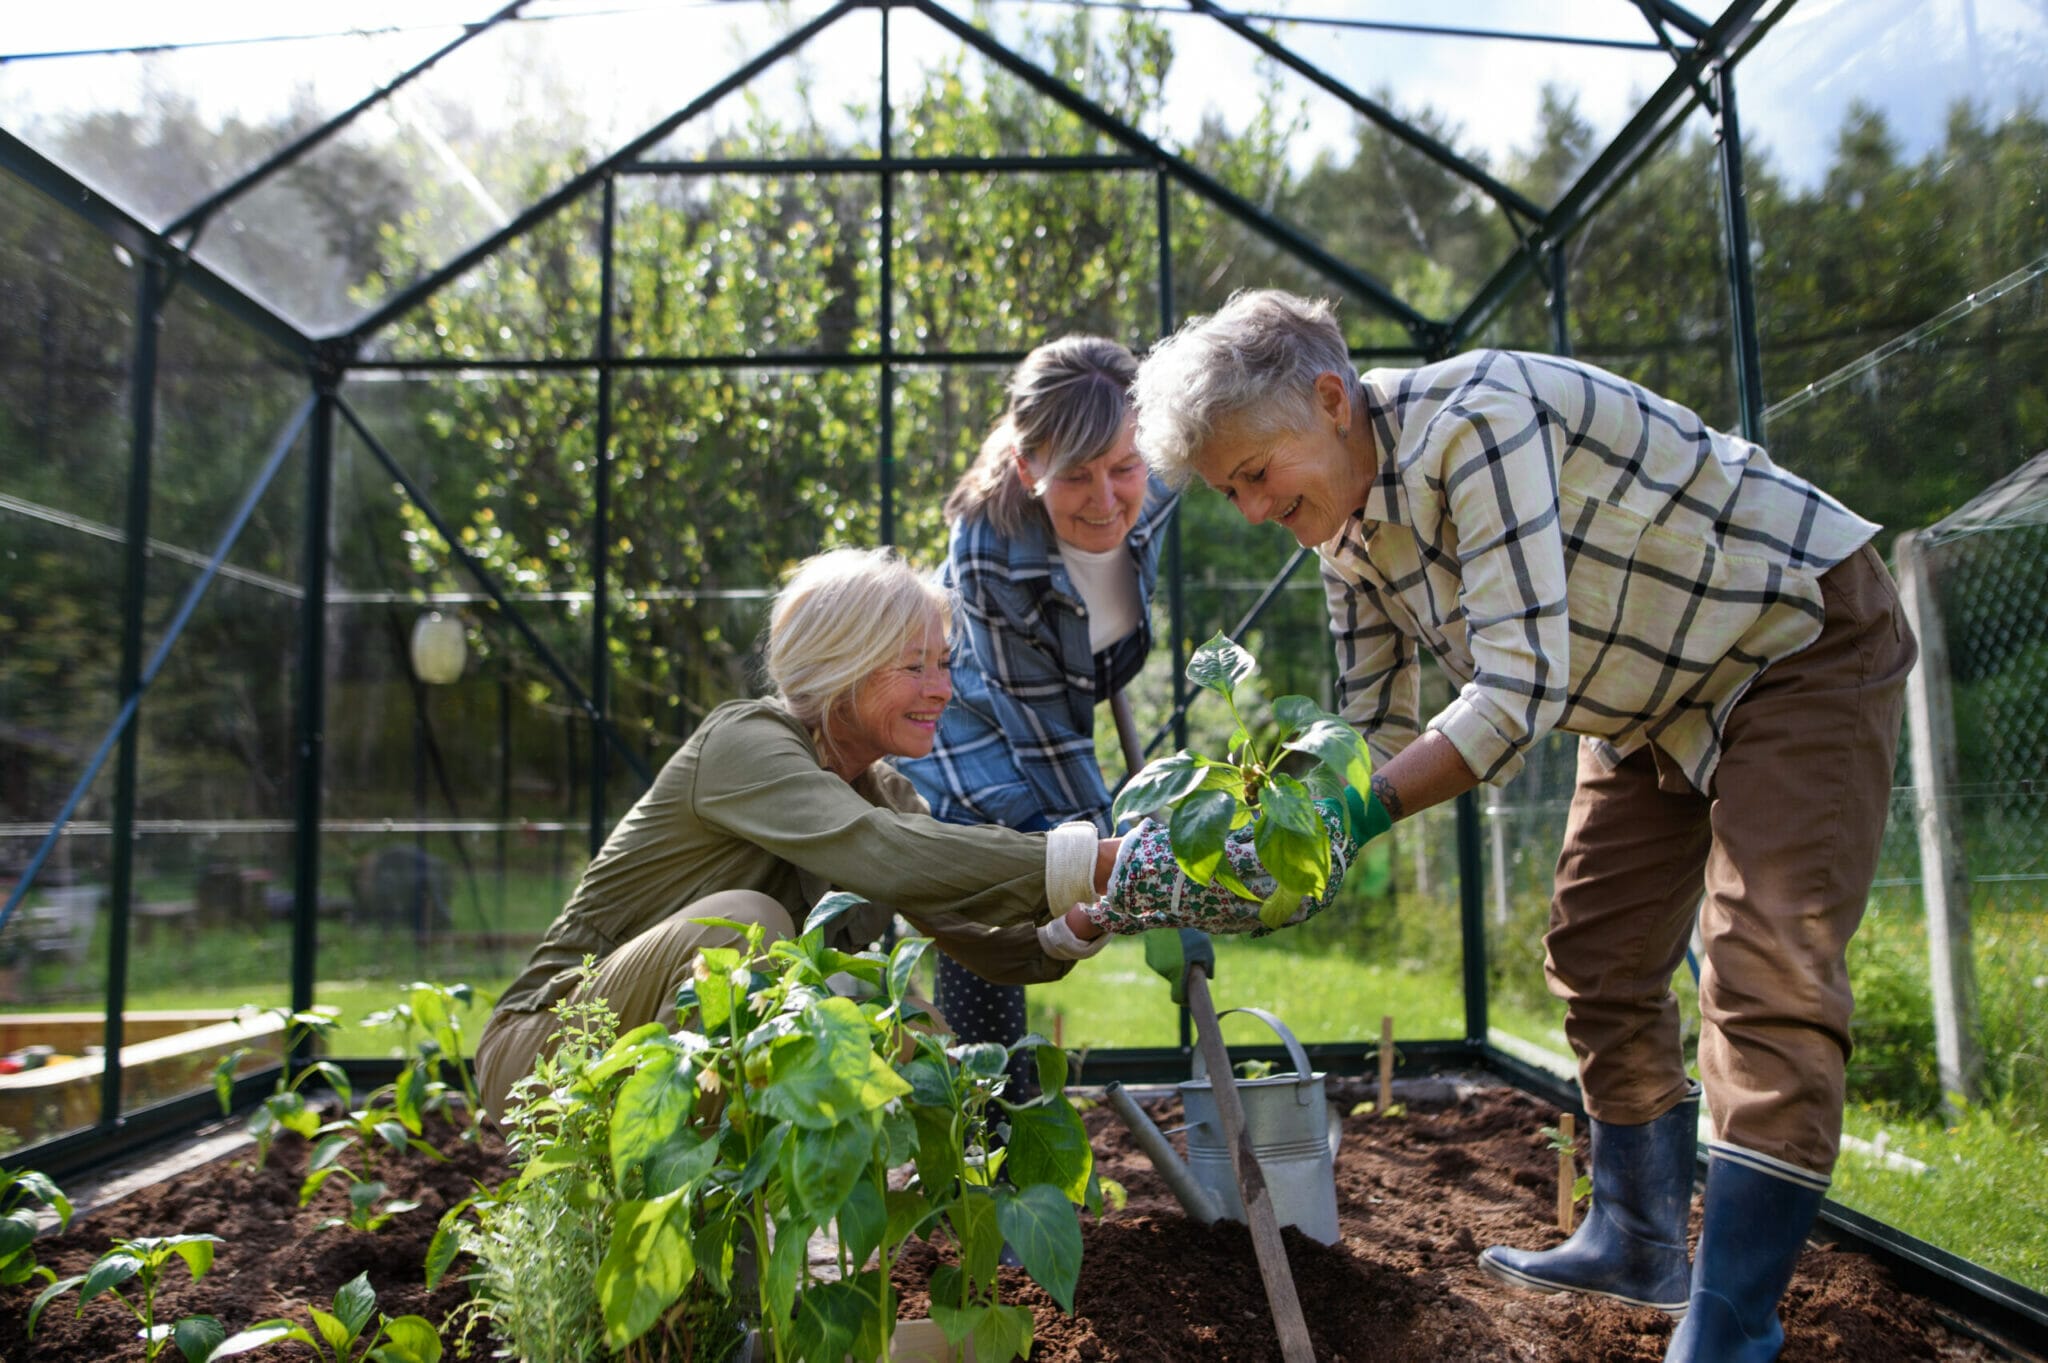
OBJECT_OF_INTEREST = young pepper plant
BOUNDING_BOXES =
[1112,633,1374,928]
[28,1234,227,1362]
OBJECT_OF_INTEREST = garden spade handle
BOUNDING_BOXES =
[1184,963,1316,1363]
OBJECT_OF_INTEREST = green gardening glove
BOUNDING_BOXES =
[1329,785,1394,850]
[1143,928,1214,1006]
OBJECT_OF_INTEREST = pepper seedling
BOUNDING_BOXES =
[1112,633,1374,928]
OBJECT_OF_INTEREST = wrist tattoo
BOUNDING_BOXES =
[1370,773,1406,822]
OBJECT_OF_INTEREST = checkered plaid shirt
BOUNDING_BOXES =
[1323,350,1877,792]
[898,477,1178,834]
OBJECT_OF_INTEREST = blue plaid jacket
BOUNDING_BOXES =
[898,476,1178,836]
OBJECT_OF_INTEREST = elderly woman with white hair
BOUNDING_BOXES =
[474,546,1119,1118]
[1129,289,1915,1363]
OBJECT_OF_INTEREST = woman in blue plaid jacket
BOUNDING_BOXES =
[896,336,1176,1097]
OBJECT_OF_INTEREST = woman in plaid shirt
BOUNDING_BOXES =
[896,337,1176,1099]
[1131,290,1915,1363]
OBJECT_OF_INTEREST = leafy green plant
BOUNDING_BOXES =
[1113,633,1375,927]
[2,1165,71,1289]
[362,981,492,1131]
[300,1088,445,1232]
[28,1233,226,1361]
[431,903,1097,1363]
[1543,1125,1593,1205]
[206,1269,440,1363]
[211,1006,348,1168]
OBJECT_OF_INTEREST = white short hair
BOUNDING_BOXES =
[766,547,950,761]
[1131,290,1354,487]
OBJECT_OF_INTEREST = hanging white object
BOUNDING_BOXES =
[410,611,467,685]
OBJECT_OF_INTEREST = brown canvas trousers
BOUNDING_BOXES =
[475,888,795,1119]
[1546,543,1916,1177]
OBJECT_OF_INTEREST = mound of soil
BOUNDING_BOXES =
[1,1085,2005,1360]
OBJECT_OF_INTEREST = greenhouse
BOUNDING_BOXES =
[2,0,2045,1358]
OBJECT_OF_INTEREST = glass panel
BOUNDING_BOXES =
[0,173,135,1146]
[116,289,306,1118]
[608,364,880,713]
[0,12,479,229]
[1169,187,1420,350]
[322,373,599,1041]
[636,3,877,162]
[885,6,1116,160]
[895,170,1155,354]
[1740,0,2048,522]
[1465,267,1561,355]
[184,2,857,335]
[364,188,603,363]
[1568,104,1739,430]
[611,174,880,359]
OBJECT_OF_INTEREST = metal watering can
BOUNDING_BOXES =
[1107,1007,1344,1245]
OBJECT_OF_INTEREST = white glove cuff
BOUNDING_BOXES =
[1036,912,1112,961]
[1043,820,1099,915]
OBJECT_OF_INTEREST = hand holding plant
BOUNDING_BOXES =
[1106,633,1384,930]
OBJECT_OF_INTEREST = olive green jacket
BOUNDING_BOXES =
[496,699,1073,1013]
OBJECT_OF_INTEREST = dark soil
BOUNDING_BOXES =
[1,1085,2007,1361]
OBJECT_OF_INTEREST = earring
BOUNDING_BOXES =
[1337,425,1349,440]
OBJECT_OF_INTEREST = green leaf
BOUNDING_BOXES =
[370,1316,443,1363]
[334,1269,377,1338]
[952,1042,1009,1080]
[975,1302,1035,1362]
[887,935,930,1005]
[423,1199,472,1291]
[1169,789,1243,886]
[910,1104,963,1199]
[837,1178,887,1270]
[791,1118,875,1222]
[597,1191,695,1350]
[1110,751,1207,825]
[750,997,911,1130]
[738,1121,793,1197]
[949,1190,1003,1295]
[764,1213,811,1326]
[693,946,742,1035]
[0,1208,35,1264]
[173,1313,225,1363]
[1282,717,1374,795]
[929,1297,987,1350]
[393,1064,425,1135]
[373,1119,413,1154]
[1186,632,1257,701]
[792,1279,870,1363]
[311,1305,354,1356]
[805,890,869,940]
[1003,1104,1092,1204]
[28,1273,84,1335]
[610,1050,702,1191]
[1031,1042,1069,1098]
[80,1250,144,1303]
[899,1055,953,1108]
[884,1189,932,1253]
[1261,772,1322,836]
[1269,694,1331,734]
[995,1184,1083,1312]
[204,1324,312,1358]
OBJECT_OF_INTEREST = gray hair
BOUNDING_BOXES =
[944,335,1139,535]
[765,546,951,763]
[1131,290,1354,488]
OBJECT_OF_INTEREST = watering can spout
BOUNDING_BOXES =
[1104,1082,1223,1225]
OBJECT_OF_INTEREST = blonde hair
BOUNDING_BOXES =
[944,335,1140,535]
[1131,289,1355,488]
[765,547,951,763]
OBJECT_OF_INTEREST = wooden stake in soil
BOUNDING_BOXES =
[1185,965,1316,1363]
[1557,1112,1576,1233]
[1378,1014,1394,1114]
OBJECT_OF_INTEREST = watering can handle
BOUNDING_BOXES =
[1189,1006,1316,1088]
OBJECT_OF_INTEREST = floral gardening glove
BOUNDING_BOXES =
[1084,791,1373,938]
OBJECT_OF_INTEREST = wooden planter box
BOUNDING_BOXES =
[0,1010,287,1144]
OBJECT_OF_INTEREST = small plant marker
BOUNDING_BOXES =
[1557,1113,1576,1233]
[1378,1016,1394,1115]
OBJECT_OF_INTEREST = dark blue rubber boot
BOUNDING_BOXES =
[1479,1086,1698,1316]
[1664,1146,1828,1362]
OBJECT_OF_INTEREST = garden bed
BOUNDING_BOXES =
[0,1083,2009,1361]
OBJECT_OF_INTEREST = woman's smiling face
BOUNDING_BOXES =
[1188,373,1372,549]
[837,613,954,772]
[1024,420,1149,555]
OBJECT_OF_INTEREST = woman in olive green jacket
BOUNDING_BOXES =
[475,546,1119,1117]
